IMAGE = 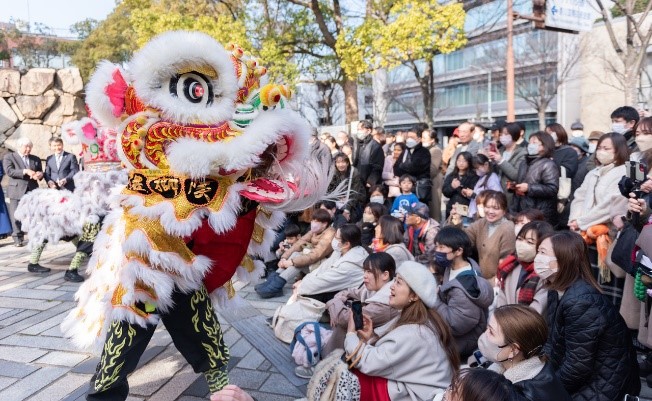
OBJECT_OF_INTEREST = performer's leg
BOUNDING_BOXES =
[86,319,156,401]
[160,286,230,393]
[27,243,50,273]
[67,221,100,282]
[29,243,46,264]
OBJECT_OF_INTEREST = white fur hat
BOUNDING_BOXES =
[396,261,438,308]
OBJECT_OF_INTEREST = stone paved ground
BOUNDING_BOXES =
[0,238,305,401]
[0,237,651,401]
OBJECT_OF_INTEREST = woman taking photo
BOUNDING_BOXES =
[511,131,559,225]
[372,215,414,267]
[442,151,479,219]
[478,304,571,401]
[488,122,527,204]
[345,261,459,401]
[495,220,554,314]
[323,252,399,356]
[537,231,640,400]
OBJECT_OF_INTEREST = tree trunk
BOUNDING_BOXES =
[623,66,638,106]
[538,106,547,130]
[342,77,359,123]
[425,59,435,128]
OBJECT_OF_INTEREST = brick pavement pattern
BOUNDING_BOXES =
[0,239,306,401]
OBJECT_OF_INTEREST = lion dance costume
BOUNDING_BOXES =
[15,117,127,281]
[60,31,331,400]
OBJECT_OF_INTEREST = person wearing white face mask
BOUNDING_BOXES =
[535,231,640,401]
[393,126,432,203]
[488,122,527,206]
[631,117,652,165]
[358,202,385,248]
[256,209,336,298]
[476,305,571,401]
[294,224,369,304]
[546,123,579,181]
[352,120,385,190]
[495,221,554,315]
[511,131,560,226]
[610,105,640,151]
[568,133,628,233]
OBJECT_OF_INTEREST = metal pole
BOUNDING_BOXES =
[488,70,492,121]
[506,0,515,121]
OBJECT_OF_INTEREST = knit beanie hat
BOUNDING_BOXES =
[396,261,438,308]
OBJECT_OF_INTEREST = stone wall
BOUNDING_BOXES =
[0,68,86,159]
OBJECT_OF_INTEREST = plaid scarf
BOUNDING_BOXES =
[496,254,539,305]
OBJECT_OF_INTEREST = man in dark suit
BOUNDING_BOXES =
[44,137,79,191]
[2,137,43,251]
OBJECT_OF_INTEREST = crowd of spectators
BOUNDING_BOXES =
[248,107,652,401]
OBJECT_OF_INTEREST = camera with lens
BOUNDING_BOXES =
[618,161,648,199]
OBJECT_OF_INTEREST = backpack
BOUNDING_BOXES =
[290,321,332,367]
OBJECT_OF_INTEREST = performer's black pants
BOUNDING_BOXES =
[86,286,229,400]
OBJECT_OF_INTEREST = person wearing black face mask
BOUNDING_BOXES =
[431,226,494,359]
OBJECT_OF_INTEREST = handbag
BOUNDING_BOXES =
[307,349,361,401]
[272,295,326,343]
[610,222,639,276]
[291,321,332,367]
[557,166,571,213]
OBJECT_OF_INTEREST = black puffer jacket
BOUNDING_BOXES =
[394,143,431,181]
[511,156,559,224]
[513,361,572,401]
[544,279,640,401]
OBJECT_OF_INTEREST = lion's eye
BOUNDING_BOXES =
[169,72,213,105]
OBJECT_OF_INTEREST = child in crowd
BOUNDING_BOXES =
[467,154,502,219]
[512,209,546,237]
[390,174,419,219]
[275,223,302,259]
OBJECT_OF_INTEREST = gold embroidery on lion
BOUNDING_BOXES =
[123,169,231,220]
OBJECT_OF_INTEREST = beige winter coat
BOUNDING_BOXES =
[569,164,628,230]
[345,321,453,401]
[281,226,336,268]
[464,218,516,279]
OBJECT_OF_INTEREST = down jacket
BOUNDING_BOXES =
[511,156,559,224]
[435,259,494,359]
[544,279,640,401]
